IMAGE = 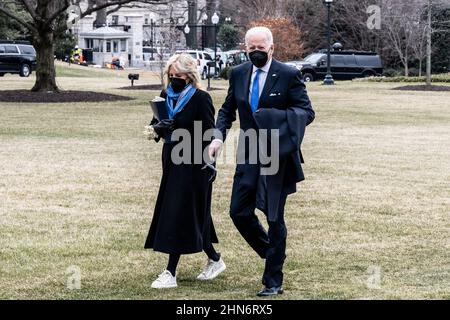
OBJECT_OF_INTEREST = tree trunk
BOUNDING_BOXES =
[94,0,108,28]
[32,31,58,92]
[186,0,198,49]
[426,0,432,86]
[404,49,409,77]
[94,9,107,28]
[205,0,216,48]
[419,58,422,77]
[158,52,164,87]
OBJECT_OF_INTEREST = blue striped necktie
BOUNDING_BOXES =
[250,69,262,113]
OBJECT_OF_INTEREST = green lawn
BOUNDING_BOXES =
[0,65,449,299]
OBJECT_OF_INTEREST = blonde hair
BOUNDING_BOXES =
[163,53,202,90]
[245,26,274,47]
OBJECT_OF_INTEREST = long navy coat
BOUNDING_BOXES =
[144,89,218,254]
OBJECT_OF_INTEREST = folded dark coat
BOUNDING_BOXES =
[253,106,310,221]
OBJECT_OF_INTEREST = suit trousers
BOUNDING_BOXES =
[230,171,288,288]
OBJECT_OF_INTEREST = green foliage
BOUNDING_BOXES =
[52,13,77,60]
[431,4,450,73]
[54,32,77,60]
[0,12,30,40]
[357,74,450,83]
[218,24,240,51]
[382,69,404,77]
[55,64,116,78]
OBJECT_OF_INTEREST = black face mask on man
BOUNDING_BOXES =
[170,77,187,93]
[249,50,270,68]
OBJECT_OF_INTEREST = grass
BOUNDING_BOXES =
[55,61,128,78]
[0,65,449,300]
[356,72,450,83]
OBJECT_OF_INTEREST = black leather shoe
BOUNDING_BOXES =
[257,286,284,297]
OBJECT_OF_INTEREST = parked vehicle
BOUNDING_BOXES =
[143,47,158,61]
[293,47,383,82]
[176,50,217,79]
[284,60,303,71]
[225,50,248,67]
[0,40,37,77]
[143,46,171,61]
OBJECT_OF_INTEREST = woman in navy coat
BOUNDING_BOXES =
[144,54,226,289]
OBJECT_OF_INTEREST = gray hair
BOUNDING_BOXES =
[245,27,274,47]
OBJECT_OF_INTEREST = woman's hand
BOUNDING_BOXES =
[144,125,159,142]
[152,119,175,137]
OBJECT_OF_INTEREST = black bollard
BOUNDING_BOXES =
[128,73,139,87]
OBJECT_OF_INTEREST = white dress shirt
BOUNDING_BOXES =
[212,59,273,146]
[248,59,273,103]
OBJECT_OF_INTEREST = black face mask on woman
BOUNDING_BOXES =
[249,50,269,68]
[170,77,187,93]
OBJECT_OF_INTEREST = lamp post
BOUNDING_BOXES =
[323,0,335,85]
[185,14,208,50]
[184,23,191,49]
[184,24,190,34]
[150,19,155,61]
[202,13,208,51]
[183,23,191,49]
[211,12,219,78]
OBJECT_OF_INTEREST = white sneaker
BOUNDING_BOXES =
[151,270,177,289]
[197,257,226,280]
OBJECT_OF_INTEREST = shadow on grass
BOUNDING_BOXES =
[0,90,134,103]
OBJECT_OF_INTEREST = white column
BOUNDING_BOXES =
[125,14,145,67]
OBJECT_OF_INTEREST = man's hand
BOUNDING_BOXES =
[208,139,223,161]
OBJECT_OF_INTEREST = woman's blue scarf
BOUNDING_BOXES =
[166,84,197,119]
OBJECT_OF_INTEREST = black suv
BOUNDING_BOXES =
[0,40,37,77]
[296,48,383,82]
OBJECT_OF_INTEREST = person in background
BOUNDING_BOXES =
[70,45,83,64]
[217,54,224,73]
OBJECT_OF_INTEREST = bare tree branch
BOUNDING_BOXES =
[81,0,140,18]
[106,4,122,15]
[106,1,173,15]
[17,0,38,21]
[44,0,71,28]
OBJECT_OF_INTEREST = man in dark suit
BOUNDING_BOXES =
[209,27,315,296]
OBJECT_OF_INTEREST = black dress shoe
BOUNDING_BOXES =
[257,286,284,297]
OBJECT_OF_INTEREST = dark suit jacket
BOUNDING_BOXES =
[216,59,315,220]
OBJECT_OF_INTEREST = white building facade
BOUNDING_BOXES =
[71,0,208,68]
